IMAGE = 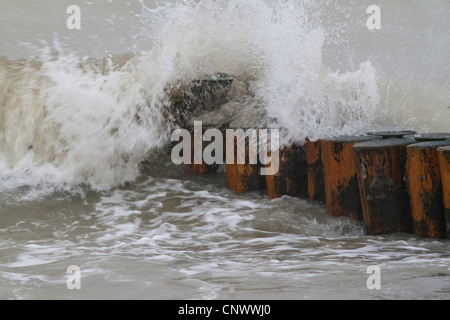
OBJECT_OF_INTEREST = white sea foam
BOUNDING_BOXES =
[0,0,448,191]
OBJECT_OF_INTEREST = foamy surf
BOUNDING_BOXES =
[3,0,447,190]
[1,167,449,300]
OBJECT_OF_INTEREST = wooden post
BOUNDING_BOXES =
[225,129,265,193]
[305,139,325,202]
[190,126,211,174]
[321,135,382,220]
[353,138,415,235]
[226,161,263,193]
[190,126,224,174]
[266,146,307,199]
[367,130,417,139]
[406,140,450,239]
[437,146,450,237]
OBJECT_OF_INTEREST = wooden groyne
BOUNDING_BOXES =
[183,129,449,238]
[168,73,450,239]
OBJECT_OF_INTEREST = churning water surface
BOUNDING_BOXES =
[0,0,449,299]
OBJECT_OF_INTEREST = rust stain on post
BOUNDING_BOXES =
[266,146,307,199]
[225,133,265,194]
[321,135,382,220]
[353,138,414,235]
[190,136,211,174]
[226,161,262,194]
[406,140,450,239]
[189,126,224,175]
[437,146,450,237]
[305,139,325,202]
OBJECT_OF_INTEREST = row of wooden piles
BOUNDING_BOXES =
[187,130,450,239]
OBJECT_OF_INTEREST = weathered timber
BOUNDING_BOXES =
[353,138,415,235]
[266,146,307,199]
[321,135,382,220]
[305,139,325,202]
[406,140,450,238]
[437,146,450,237]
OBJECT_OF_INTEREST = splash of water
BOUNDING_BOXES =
[0,0,447,191]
